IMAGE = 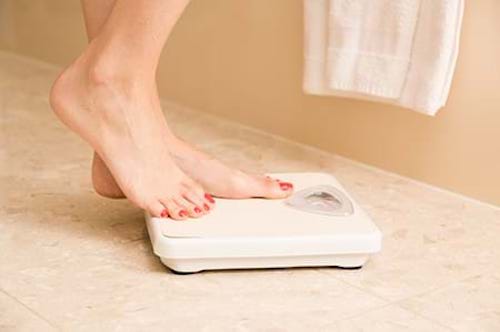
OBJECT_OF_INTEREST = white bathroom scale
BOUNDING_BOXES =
[145,172,381,274]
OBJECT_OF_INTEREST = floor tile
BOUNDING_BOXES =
[0,290,56,332]
[400,273,500,332]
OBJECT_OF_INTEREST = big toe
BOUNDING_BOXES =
[160,199,189,221]
[267,177,294,198]
[242,175,294,199]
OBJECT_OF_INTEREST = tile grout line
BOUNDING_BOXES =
[330,267,481,303]
[0,287,61,331]
[391,303,459,332]
[387,271,497,332]
[324,259,492,305]
[314,268,394,304]
[314,270,458,331]
[321,268,492,331]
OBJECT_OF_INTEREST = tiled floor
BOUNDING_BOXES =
[1,51,499,331]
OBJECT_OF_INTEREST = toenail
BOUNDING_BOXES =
[205,193,215,204]
[160,209,169,218]
[203,203,210,211]
[194,207,202,214]
[279,182,293,191]
[179,210,188,218]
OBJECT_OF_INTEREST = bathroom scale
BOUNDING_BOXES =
[146,172,381,274]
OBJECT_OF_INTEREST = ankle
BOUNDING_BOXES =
[82,61,155,100]
[84,39,156,87]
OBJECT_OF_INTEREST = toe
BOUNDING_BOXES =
[183,190,210,215]
[229,173,293,199]
[259,176,294,199]
[175,196,203,218]
[161,199,188,221]
[148,200,169,218]
[203,193,216,210]
[185,181,215,211]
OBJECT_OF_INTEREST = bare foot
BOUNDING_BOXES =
[50,44,214,219]
[91,134,294,200]
[169,139,294,199]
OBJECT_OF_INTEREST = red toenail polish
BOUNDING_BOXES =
[194,207,202,214]
[160,209,168,218]
[279,182,293,191]
[179,210,188,218]
[203,203,210,211]
[205,193,215,204]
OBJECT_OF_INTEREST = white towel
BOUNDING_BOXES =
[304,0,464,116]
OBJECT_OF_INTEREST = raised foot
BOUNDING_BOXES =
[49,45,214,220]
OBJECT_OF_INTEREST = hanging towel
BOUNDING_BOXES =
[303,0,464,116]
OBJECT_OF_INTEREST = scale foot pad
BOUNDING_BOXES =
[168,265,364,275]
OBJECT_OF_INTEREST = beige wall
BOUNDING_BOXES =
[1,0,499,206]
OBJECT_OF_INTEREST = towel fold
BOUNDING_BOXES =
[304,0,464,116]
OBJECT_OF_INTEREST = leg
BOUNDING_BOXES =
[81,0,125,199]
[50,0,213,219]
[80,0,295,204]
[81,0,116,40]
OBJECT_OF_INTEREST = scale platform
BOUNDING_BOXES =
[146,172,381,274]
